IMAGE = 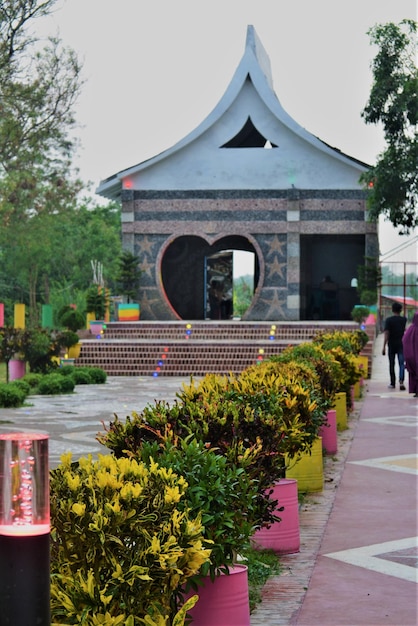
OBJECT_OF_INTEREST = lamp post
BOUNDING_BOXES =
[0,433,50,626]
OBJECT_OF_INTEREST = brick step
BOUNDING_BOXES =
[102,320,358,341]
[76,321,373,377]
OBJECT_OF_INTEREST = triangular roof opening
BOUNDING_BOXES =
[221,116,278,149]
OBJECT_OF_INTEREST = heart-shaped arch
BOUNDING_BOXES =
[160,235,260,319]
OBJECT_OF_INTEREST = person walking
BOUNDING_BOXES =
[382,302,407,390]
[402,311,418,397]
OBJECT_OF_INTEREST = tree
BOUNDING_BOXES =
[116,250,142,302]
[361,20,418,234]
[0,0,83,322]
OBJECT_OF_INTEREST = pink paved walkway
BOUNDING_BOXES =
[251,333,418,626]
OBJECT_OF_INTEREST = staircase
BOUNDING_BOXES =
[75,320,366,377]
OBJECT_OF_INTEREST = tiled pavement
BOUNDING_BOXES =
[0,333,417,625]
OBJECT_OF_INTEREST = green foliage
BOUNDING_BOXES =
[116,250,142,302]
[0,1,85,325]
[0,1,122,323]
[58,306,85,332]
[357,258,381,305]
[86,286,107,320]
[57,329,80,350]
[0,382,26,406]
[350,306,370,325]
[125,437,272,580]
[37,373,75,395]
[0,364,107,405]
[20,327,61,374]
[99,362,323,541]
[273,342,343,405]
[8,378,30,396]
[361,20,418,233]
[313,329,369,355]
[243,547,281,612]
[82,366,107,384]
[21,372,43,388]
[233,275,253,317]
[56,365,107,385]
[50,453,210,624]
[69,368,94,385]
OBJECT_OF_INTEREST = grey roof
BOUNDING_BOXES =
[97,25,369,200]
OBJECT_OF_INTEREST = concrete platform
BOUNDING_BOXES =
[0,333,416,625]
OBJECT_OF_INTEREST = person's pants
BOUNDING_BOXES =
[388,347,405,386]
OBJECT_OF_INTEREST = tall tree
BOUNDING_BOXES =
[361,20,417,234]
[0,0,84,321]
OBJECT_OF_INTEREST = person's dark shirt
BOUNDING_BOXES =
[384,315,407,349]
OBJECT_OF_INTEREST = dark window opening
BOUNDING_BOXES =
[221,116,278,149]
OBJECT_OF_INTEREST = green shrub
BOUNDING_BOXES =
[85,366,107,384]
[70,367,93,385]
[21,328,61,374]
[8,378,31,396]
[58,365,76,377]
[22,372,43,388]
[57,306,85,332]
[273,342,344,403]
[99,365,322,517]
[0,382,27,407]
[313,329,369,354]
[351,305,370,325]
[57,329,80,351]
[37,373,75,395]
[50,453,210,624]
[125,437,275,580]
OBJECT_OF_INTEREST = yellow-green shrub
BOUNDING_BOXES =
[50,453,211,625]
[272,342,344,405]
[313,329,369,355]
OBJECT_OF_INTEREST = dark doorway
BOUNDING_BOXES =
[206,251,233,319]
[300,235,365,320]
[161,235,258,319]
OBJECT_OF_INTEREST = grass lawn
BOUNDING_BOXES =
[0,362,6,383]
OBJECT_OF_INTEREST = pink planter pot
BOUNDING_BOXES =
[8,360,25,381]
[252,479,300,554]
[187,564,250,626]
[319,409,338,455]
[90,320,104,336]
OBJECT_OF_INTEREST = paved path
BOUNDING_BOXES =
[0,335,417,625]
[0,376,190,468]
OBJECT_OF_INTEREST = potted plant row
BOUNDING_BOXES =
[48,328,366,624]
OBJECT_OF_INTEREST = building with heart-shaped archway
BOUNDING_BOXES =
[97,26,378,321]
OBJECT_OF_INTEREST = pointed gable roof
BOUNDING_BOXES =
[97,26,369,200]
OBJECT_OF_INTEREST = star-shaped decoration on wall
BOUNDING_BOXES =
[258,289,286,318]
[266,235,286,258]
[267,256,286,279]
[139,290,161,317]
[140,258,154,278]
[138,236,155,257]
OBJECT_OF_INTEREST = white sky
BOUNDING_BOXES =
[35,0,417,262]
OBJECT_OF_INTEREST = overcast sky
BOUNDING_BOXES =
[36,0,417,261]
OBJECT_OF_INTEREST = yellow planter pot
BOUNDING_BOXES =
[68,343,81,359]
[285,437,323,492]
[333,391,348,431]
